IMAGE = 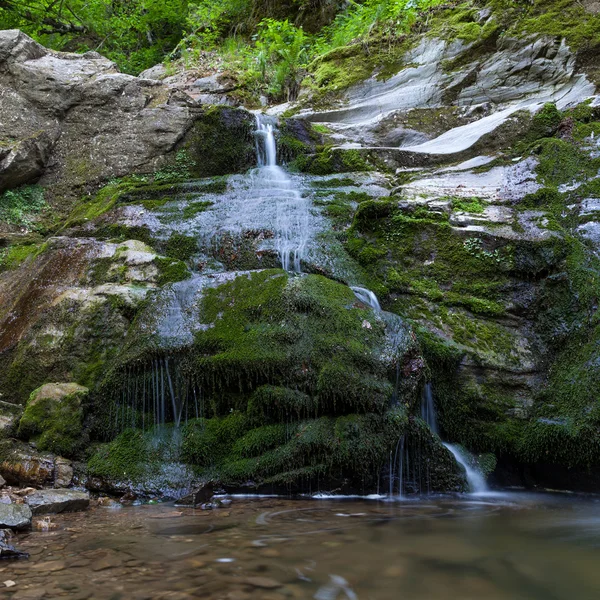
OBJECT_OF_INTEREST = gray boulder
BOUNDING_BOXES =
[25,488,89,515]
[0,503,32,530]
[0,30,194,194]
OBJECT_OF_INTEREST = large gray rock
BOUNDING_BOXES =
[0,30,196,194]
[0,503,32,530]
[25,488,89,515]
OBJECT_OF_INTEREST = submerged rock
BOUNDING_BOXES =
[0,503,32,530]
[25,489,90,515]
[0,529,29,559]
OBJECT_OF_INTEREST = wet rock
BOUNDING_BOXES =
[0,503,32,530]
[25,489,89,515]
[13,487,36,497]
[174,483,214,507]
[0,528,29,559]
[0,441,55,487]
[53,457,73,488]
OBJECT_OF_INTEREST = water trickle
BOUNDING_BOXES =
[443,443,488,495]
[421,382,488,494]
[254,113,310,272]
[420,382,438,435]
[350,286,381,311]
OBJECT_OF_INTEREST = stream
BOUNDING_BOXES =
[4,493,600,599]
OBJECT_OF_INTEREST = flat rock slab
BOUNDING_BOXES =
[0,503,32,529]
[25,489,89,515]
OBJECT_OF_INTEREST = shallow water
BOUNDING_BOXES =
[4,493,600,599]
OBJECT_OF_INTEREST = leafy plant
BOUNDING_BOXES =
[0,184,47,229]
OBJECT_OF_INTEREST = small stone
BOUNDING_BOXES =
[53,458,73,488]
[32,561,67,572]
[244,577,282,589]
[13,488,36,497]
[3,580,16,587]
[91,556,122,571]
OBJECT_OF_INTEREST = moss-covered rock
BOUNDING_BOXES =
[18,383,88,457]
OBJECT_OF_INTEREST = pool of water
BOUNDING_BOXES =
[3,492,600,599]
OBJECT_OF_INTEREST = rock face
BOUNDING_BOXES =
[0,29,255,203]
[0,503,32,530]
[25,488,89,515]
[1,6,600,497]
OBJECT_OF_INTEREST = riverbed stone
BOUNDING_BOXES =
[25,489,90,515]
[0,503,32,530]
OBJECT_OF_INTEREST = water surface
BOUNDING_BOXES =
[4,493,600,599]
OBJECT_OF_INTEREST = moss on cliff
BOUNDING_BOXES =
[18,383,87,457]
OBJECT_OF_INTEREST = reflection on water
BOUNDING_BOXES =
[4,493,600,599]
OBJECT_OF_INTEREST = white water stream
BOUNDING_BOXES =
[421,382,488,494]
[254,114,310,271]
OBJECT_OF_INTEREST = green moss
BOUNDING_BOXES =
[154,257,191,285]
[310,177,357,188]
[292,147,371,175]
[0,242,46,272]
[182,201,214,220]
[532,102,562,135]
[164,234,198,261]
[534,138,590,188]
[18,383,87,457]
[451,197,486,214]
[181,106,256,177]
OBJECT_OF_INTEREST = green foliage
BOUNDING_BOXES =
[254,19,311,101]
[1,0,188,74]
[0,185,47,229]
[154,150,196,183]
[315,0,443,52]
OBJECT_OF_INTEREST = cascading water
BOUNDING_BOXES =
[421,382,488,494]
[350,286,381,311]
[254,114,309,272]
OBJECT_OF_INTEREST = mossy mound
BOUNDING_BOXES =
[87,270,466,493]
[18,383,88,457]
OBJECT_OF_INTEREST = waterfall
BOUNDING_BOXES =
[443,443,488,494]
[421,382,488,494]
[350,286,381,311]
[253,114,309,272]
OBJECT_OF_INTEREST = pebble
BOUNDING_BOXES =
[4,580,16,587]
[244,577,282,589]
[12,588,47,600]
[32,561,66,572]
